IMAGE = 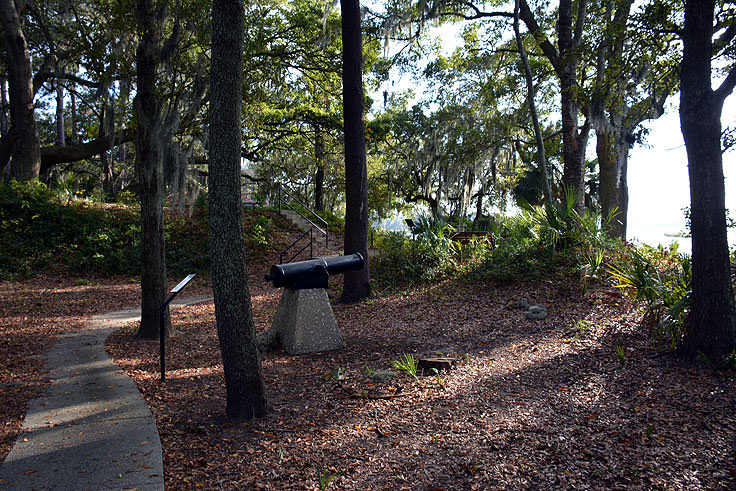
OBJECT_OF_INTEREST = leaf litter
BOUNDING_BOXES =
[103,275,736,490]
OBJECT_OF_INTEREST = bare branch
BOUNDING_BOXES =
[714,23,736,52]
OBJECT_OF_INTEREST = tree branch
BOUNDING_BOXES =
[572,0,588,49]
[518,0,562,75]
[40,128,135,174]
[714,23,736,52]
[714,65,736,103]
[32,55,55,96]
[55,72,103,89]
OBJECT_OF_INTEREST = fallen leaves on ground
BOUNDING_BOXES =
[0,273,213,463]
[106,276,736,490]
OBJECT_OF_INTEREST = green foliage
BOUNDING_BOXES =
[114,190,139,205]
[392,353,419,380]
[407,215,456,240]
[371,207,599,288]
[371,230,455,288]
[0,179,229,278]
[576,319,598,334]
[316,467,344,491]
[608,249,662,306]
[245,215,273,257]
[0,180,140,277]
[615,345,626,365]
[466,214,572,284]
[518,188,617,253]
[608,244,693,348]
[430,367,444,388]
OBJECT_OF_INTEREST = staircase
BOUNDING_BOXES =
[277,185,342,263]
[281,209,342,252]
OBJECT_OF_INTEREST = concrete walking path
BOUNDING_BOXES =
[0,297,211,490]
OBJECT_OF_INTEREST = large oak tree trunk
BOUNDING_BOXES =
[209,0,268,420]
[134,0,170,339]
[679,0,736,362]
[0,79,8,137]
[70,90,76,144]
[55,76,65,147]
[340,0,370,302]
[100,103,114,195]
[0,79,7,178]
[0,0,41,181]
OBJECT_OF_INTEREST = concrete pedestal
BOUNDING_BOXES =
[267,288,345,355]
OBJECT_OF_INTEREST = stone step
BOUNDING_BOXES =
[280,209,341,253]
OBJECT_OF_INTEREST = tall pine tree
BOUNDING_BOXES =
[340,0,370,302]
[209,0,269,420]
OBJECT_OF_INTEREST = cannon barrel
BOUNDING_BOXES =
[264,253,365,290]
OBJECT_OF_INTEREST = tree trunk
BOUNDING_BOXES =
[134,0,170,339]
[596,131,628,238]
[340,0,370,302]
[679,0,736,362]
[0,79,8,137]
[558,0,589,210]
[100,103,114,195]
[314,125,325,211]
[210,0,268,420]
[473,189,484,228]
[0,0,41,181]
[55,73,65,147]
[0,79,8,179]
[514,0,552,203]
[70,90,76,144]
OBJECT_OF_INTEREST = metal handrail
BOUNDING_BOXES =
[279,228,313,264]
[278,185,329,248]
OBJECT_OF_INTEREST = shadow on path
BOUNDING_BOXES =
[0,297,211,490]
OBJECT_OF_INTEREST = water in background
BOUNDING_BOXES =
[627,107,735,256]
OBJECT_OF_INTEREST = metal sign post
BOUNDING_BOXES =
[160,274,196,382]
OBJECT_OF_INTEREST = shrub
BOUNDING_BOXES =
[0,180,212,277]
[608,244,693,347]
[244,214,273,260]
[371,230,454,288]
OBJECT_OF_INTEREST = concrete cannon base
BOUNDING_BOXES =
[258,288,345,355]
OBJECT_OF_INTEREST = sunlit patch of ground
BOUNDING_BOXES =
[108,277,736,490]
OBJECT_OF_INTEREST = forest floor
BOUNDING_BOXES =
[2,254,735,489]
[100,274,735,490]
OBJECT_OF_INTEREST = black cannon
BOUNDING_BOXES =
[264,253,365,290]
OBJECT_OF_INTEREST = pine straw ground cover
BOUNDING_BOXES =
[107,276,736,490]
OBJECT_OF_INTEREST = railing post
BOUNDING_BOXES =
[326,223,329,248]
[310,228,313,258]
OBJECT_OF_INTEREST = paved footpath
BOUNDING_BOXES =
[0,297,211,490]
